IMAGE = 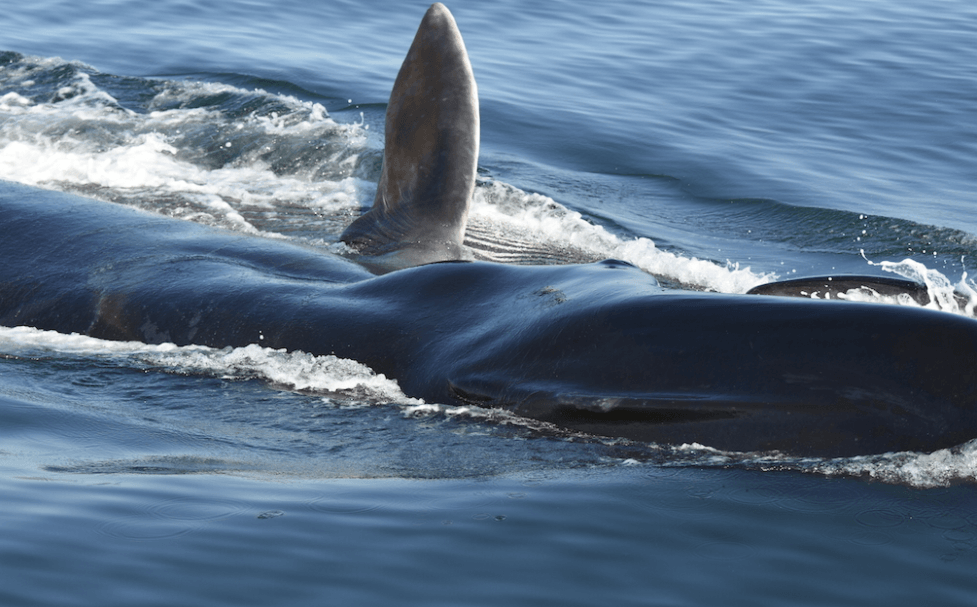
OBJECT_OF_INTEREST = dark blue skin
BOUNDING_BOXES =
[2,180,977,457]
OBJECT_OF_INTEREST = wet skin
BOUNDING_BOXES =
[3,181,977,457]
[2,4,976,457]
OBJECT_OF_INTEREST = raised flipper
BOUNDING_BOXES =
[747,275,931,304]
[341,3,479,272]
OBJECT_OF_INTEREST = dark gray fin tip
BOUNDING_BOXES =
[341,3,479,271]
[747,275,931,305]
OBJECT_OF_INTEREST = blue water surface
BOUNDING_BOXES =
[3,0,977,605]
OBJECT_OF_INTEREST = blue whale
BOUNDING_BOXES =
[2,4,976,457]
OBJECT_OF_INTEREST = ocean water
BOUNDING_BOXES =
[2,0,977,605]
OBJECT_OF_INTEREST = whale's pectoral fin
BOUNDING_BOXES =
[747,275,932,304]
[341,3,479,272]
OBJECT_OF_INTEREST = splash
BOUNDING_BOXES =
[869,257,977,317]
[0,326,419,405]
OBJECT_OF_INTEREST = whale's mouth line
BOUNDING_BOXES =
[544,404,742,426]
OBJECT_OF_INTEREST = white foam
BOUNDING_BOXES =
[0,62,370,234]
[660,440,977,488]
[0,326,418,405]
[813,444,977,487]
[0,91,33,109]
[471,181,774,293]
